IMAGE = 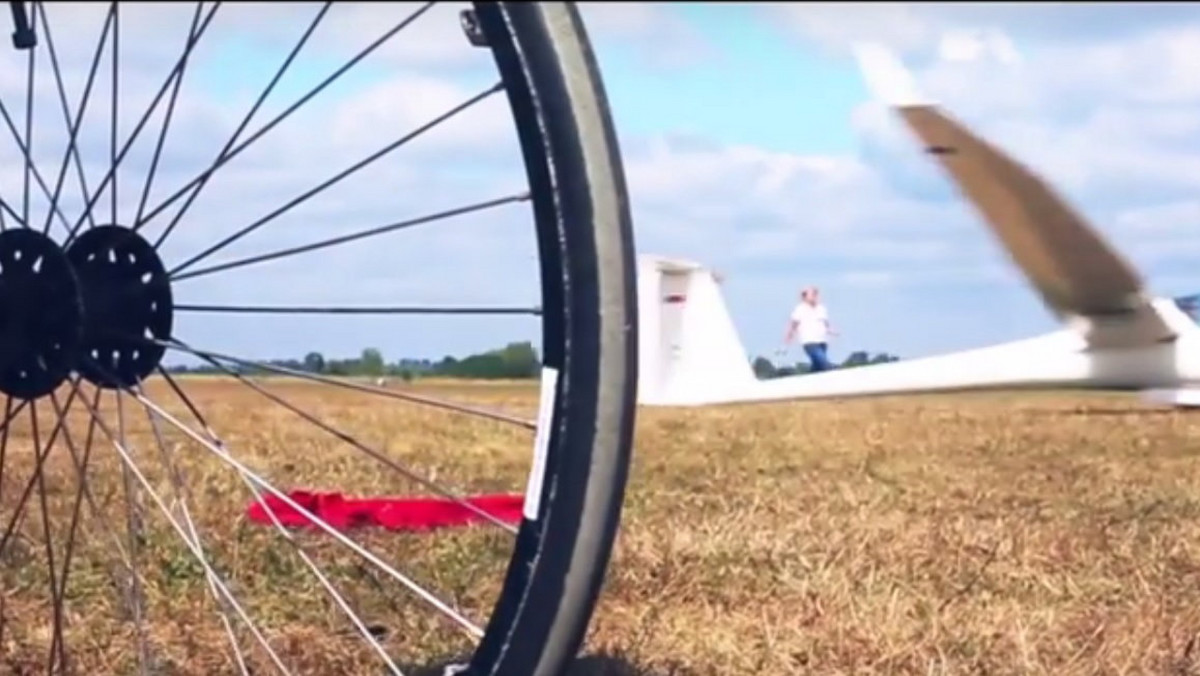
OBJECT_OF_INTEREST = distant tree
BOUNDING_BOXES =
[498,341,539,378]
[752,356,777,379]
[426,342,540,379]
[841,351,871,368]
[242,341,900,384]
[360,348,385,376]
[453,353,507,378]
[303,351,325,373]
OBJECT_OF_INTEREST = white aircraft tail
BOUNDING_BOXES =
[636,255,757,406]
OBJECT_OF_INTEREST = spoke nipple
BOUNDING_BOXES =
[11,28,34,49]
[460,9,488,48]
[8,2,35,50]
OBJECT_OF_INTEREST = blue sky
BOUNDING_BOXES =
[599,5,864,155]
[5,3,1200,368]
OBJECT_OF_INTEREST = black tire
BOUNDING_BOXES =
[465,3,638,676]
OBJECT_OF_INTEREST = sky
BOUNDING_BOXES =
[4,2,1200,367]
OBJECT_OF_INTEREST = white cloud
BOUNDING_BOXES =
[769,3,1200,58]
[578,3,715,69]
[1115,200,1200,235]
[329,75,514,160]
[936,28,1021,64]
[772,3,936,58]
[623,133,971,266]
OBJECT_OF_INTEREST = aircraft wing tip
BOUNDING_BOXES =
[851,41,933,108]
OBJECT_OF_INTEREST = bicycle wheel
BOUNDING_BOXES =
[0,2,637,675]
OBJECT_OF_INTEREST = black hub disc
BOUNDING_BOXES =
[0,229,83,399]
[66,225,173,389]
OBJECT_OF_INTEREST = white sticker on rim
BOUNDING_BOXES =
[523,365,559,521]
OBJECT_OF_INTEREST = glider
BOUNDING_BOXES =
[636,43,1200,409]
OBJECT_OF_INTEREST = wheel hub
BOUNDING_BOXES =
[0,229,83,399]
[0,225,173,399]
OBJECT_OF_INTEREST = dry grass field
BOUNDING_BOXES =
[3,377,1200,675]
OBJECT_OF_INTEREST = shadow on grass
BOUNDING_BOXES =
[403,652,687,676]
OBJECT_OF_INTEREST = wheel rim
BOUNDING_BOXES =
[0,3,636,674]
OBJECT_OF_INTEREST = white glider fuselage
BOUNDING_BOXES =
[718,302,1200,407]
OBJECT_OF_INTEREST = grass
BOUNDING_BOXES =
[3,379,1200,674]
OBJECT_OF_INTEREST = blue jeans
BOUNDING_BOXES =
[803,342,834,372]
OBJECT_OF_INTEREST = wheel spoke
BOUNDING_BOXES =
[29,401,68,672]
[126,385,486,641]
[159,343,521,533]
[47,384,216,676]
[97,356,411,670]
[62,1,221,246]
[139,2,433,238]
[74,384,294,673]
[0,398,8,505]
[45,386,95,669]
[36,1,115,235]
[108,2,120,226]
[115,391,155,672]
[174,303,541,316]
[131,2,204,226]
[20,0,36,227]
[0,4,100,236]
[147,335,535,429]
[0,397,30,506]
[170,191,529,282]
[0,88,72,232]
[0,3,75,232]
[0,195,23,227]
[45,385,154,673]
[145,1,333,248]
[140,379,404,674]
[131,386,250,674]
[167,82,504,278]
[0,384,82,562]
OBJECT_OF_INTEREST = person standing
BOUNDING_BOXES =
[783,286,836,372]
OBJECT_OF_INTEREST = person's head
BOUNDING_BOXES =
[800,286,820,305]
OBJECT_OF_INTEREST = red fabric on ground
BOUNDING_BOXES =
[245,490,525,532]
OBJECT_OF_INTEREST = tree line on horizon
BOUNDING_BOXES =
[752,350,900,379]
[165,341,542,380]
[164,342,901,381]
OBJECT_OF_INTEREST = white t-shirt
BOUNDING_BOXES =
[790,302,829,344]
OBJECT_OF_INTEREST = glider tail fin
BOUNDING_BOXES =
[636,255,757,406]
